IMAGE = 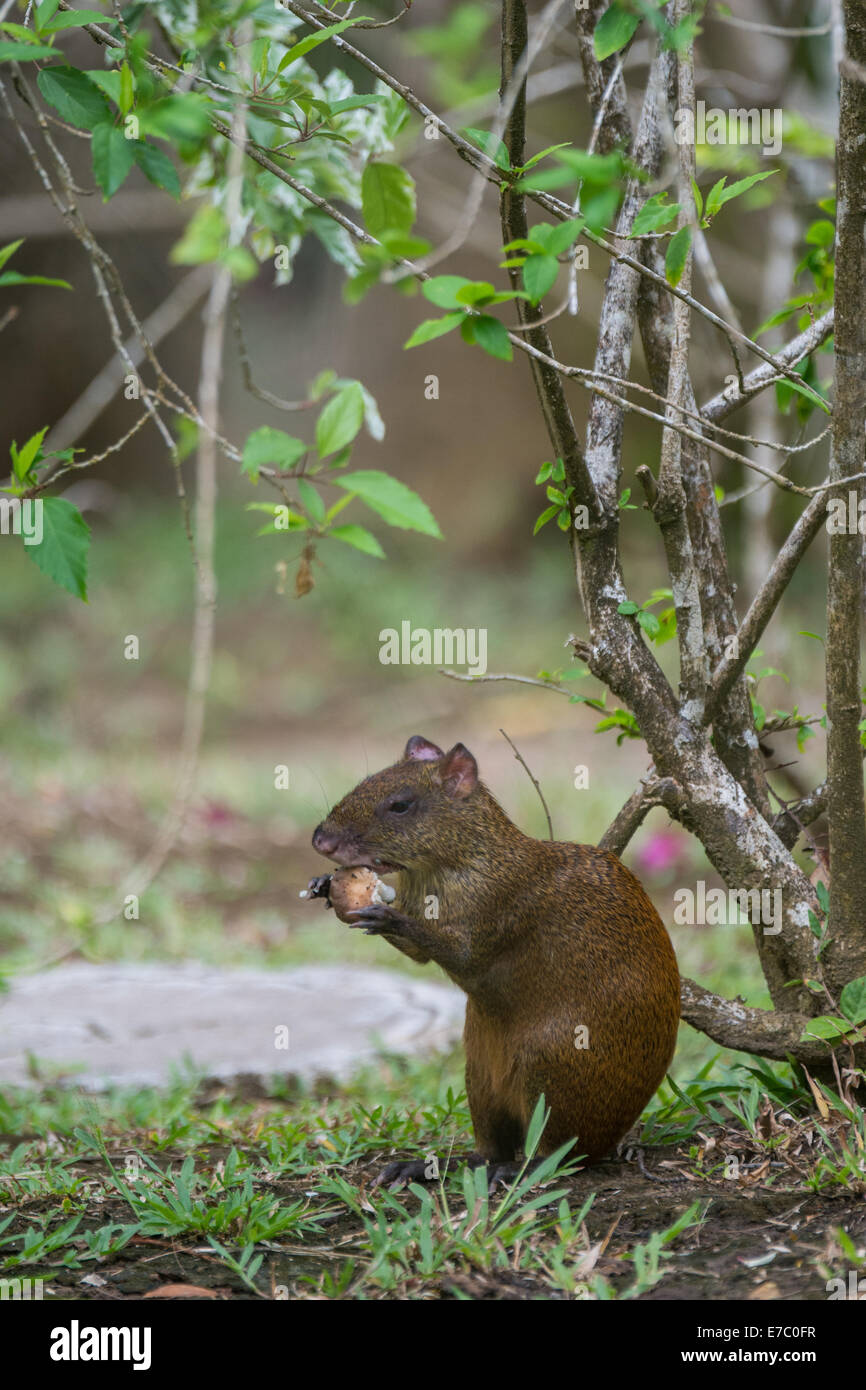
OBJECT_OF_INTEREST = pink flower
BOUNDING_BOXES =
[637,830,684,877]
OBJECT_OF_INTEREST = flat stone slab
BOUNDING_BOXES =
[0,963,465,1090]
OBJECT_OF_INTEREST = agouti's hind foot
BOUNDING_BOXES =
[373,1155,445,1190]
[481,1157,572,1192]
[483,1159,533,1191]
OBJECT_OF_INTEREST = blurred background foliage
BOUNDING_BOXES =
[0,0,841,1078]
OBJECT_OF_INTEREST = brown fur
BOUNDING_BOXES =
[313,738,680,1164]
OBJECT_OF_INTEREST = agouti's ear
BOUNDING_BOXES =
[404,735,444,762]
[437,743,478,799]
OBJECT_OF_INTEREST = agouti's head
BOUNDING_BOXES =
[312,736,483,875]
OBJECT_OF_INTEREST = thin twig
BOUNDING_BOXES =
[499,728,554,840]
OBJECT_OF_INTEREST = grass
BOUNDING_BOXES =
[1,1048,864,1299]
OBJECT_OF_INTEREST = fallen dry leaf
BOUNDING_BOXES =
[144,1283,220,1299]
[749,1281,781,1300]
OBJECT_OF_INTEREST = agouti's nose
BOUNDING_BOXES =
[312,823,340,856]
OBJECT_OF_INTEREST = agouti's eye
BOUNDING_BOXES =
[389,799,412,814]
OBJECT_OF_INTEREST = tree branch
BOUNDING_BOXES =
[679,977,855,1065]
[701,311,835,424]
[823,0,866,990]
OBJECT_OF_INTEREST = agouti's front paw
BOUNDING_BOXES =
[300,874,333,903]
[344,903,409,936]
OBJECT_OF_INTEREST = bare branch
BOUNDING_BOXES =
[707,491,829,719]
[701,311,834,423]
[679,977,852,1065]
[824,0,866,988]
[102,28,252,914]
[650,11,705,712]
[498,0,602,536]
[598,775,686,855]
[499,728,554,840]
[46,268,212,455]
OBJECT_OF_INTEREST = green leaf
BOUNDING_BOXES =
[84,68,121,104]
[0,40,58,61]
[778,374,831,415]
[0,21,47,40]
[805,219,835,247]
[630,192,680,236]
[170,205,226,267]
[753,293,817,337]
[544,216,585,255]
[277,17,369,70]
[41,10,119,31]
[328,94,388,115]
[119,61,134,116]
[37,66,110,131]
[220,245,257,283]
[665,225,692,286]
[533,504,560,535]
[12,426,49,480]
[462,126,510,171]
[404,312,464,349]
[298,478,326,525]
[472,314,512,361]
[0,271,71,289]
[316,382,365,458]
[839,976,866,1025]
[637,609,661,639]
[25,496,90,600]
[241,427,306,482]
[133,142,180,198]
[330,523,386,558]
[706,171,777,218]
[333,470,441,537]
[36,0,60,23]
[0,239,22,272]
[377,230,430,259]
[91,122,137,199]
[617,601,640,616]
[593,3,641,60]
[519,142,573,172]
[800,1015,854,1042]
[138,94,211,141]
[361,162,416,239]
[455,281,497,307]
[422,276,475,309]
[522,253,558,305]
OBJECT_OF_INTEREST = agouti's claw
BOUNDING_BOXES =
[303,874,332,901]
[345,904,403,936]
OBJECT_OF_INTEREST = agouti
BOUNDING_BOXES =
[309,736,680,1177]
